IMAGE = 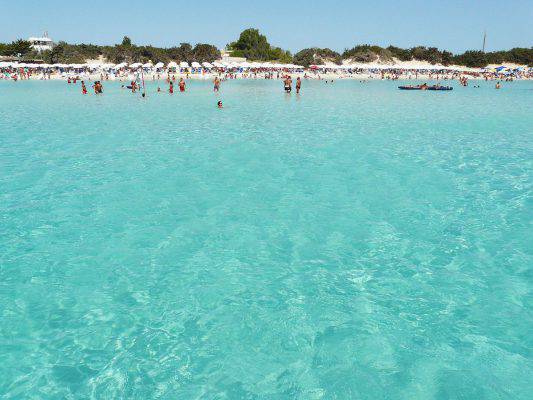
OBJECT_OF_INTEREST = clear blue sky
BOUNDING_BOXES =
[1,0,531,53]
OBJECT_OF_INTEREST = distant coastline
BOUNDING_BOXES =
[1,29,532,69]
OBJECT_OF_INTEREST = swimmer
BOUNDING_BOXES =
[169,81,174,94]
[217,101,223,108]
[157,86,161,93]
[81,81,87,95]
[495,82,501,89]
[296,77,301,94]
[179,78,186,92]
[214,77,220,92]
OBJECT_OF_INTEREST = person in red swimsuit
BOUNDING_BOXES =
[81,81,87,95]
[169,81,174,94]
[179,78,186,92]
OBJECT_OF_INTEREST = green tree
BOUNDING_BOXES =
[452,50,488,68]
[293,48,341,67]
[269,47,292,63]
[121,36,132,47]
[48,41,66,63]
[228,28,272,60]
[192,43,220,62]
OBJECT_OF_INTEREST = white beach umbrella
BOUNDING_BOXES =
[129,62,142,68]
[154,62,164,68]
[167,61,178,68]
[202,62,213,68]
[142,62,153,68]
[114,62,127,68]
[213,62,223,68]
[191,61,201,68]
[180,61,189,68]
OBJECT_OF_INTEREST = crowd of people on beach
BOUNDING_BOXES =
[1,61,531,83]
[3,62,526,103]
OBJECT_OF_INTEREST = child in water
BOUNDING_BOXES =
[217,101,223,108]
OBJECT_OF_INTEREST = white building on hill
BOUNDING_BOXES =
[28,32,54,52]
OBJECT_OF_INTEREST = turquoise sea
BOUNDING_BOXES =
[0,79,532,399]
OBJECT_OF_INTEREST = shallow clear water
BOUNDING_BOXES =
[0,79,532,399]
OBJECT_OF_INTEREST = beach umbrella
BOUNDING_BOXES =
[213,62,223,68]
[142,62,153,68]
[191,61,201,68]
[180,61,189,68]
[154,62,164,68]
[495,66,507,71]
[167,61,177,68]
[202,62,213,68]
[129,62,142,69]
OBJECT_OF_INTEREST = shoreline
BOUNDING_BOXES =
[2,71,530,82]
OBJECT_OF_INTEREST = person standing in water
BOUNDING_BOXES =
[179,78,186,92]
[94,81,103,94]
[296,77,301,94]
[81,81,87,95]
[214,76,220,92]
[284,76,292,93]
[169,81,174,94]
[495,81,501,89]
